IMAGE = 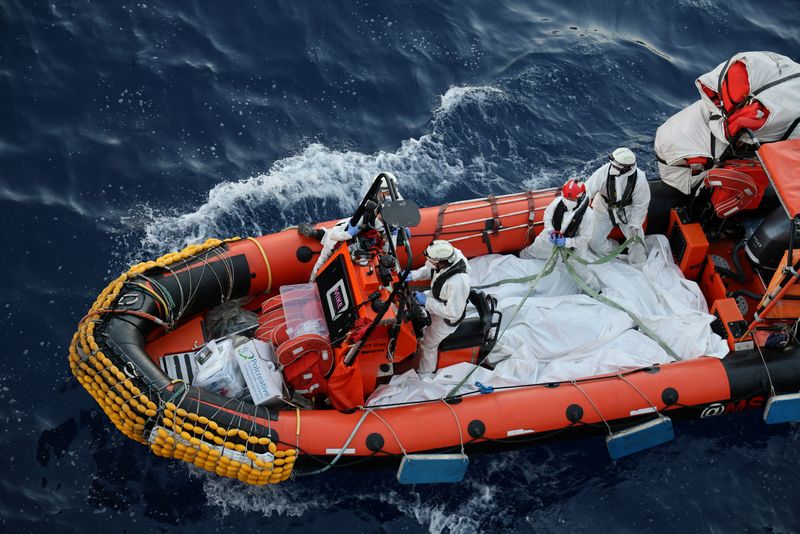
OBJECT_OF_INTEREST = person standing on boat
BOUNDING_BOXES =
[407,240,471,375]
[585,147,651,266]
[520,179,599,289]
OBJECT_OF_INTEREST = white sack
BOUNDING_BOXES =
[367,364,521,407]
[367,234,728,407]
[654,100,726,194]
[696,51,800,143]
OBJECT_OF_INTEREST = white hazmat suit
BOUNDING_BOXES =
[408,248,471,374]
[586,162,650,266]
[309,219,354,281]
[520,196,599,290]
[309,216,393,281]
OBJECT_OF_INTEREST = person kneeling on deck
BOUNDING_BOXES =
[308,217,365,281]
[307,182,398,281]
[585,147,650,266]
[520,179,599,290]
[407,240,470,374]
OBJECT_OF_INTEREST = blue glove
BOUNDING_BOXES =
[553,235,567,247]
[346,221,360,237]
[414,291,427,306]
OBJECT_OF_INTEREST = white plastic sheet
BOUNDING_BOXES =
[367,235,729,407]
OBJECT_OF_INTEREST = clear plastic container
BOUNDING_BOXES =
[279,283,331,342]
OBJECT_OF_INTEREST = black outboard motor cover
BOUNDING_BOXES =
[745,207,791,270]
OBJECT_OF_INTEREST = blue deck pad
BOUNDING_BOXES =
[763,393,800,424]
[606,417,674,460]
[397,454,469,484]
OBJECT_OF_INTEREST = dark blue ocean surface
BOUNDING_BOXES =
[2,0,800,531]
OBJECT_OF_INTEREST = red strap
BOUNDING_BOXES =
[348,317,372,342]
[524,190,537,246]
[525,190,536,225]
[432,203,449,240]
[487,194,500,234]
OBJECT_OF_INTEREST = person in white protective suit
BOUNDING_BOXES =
[520,179,599,290]
[308,176,402,281]
[407,240,470,374]
[308,218,360,281]
[585,147,651,266]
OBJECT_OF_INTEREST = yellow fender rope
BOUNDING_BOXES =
[69,237,297,486]
[246,236,273,293]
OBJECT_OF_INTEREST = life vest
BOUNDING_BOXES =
[601,169,638,226]
[430,259,468,327]
[551,198,589,239]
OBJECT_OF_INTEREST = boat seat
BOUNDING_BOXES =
[439,290,500,353]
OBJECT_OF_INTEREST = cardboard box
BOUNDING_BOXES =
[235,339,284,406]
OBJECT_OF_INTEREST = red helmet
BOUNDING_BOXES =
[561,179,586,202]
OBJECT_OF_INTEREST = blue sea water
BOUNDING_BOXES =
[2,0,800,531]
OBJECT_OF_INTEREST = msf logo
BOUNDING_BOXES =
[700,396,765,418]
[325,280,350,321]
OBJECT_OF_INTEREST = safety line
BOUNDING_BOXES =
[247,237,273,293]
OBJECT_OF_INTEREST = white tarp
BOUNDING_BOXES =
[367,235,729,406]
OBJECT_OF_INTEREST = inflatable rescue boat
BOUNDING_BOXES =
[69,135,800,485]
[69,52,800,485]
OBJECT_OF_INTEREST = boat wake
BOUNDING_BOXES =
[131,84,568,257]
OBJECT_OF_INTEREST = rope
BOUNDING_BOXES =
[366,407,408,456]
[247,237,273,293]
[128,282,170,319]
[571,379,613,435]
[79,308,167,328]
[754,334,777,398]
[298,409,370,476]
[473,237,636,290]
[615,372,663,418]
[559,243,678,359]
[445,249,560,398]
[440,399,466,456]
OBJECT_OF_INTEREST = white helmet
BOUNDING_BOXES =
[609,147,637,176]
[424,240,456,264]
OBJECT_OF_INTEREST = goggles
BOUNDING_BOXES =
[608,154,635,175]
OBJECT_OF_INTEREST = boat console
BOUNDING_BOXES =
[298,173,501,407]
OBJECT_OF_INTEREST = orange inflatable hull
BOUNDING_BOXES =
[69,184,800,485]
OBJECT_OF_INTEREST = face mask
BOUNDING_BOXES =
[562,198,578,210]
